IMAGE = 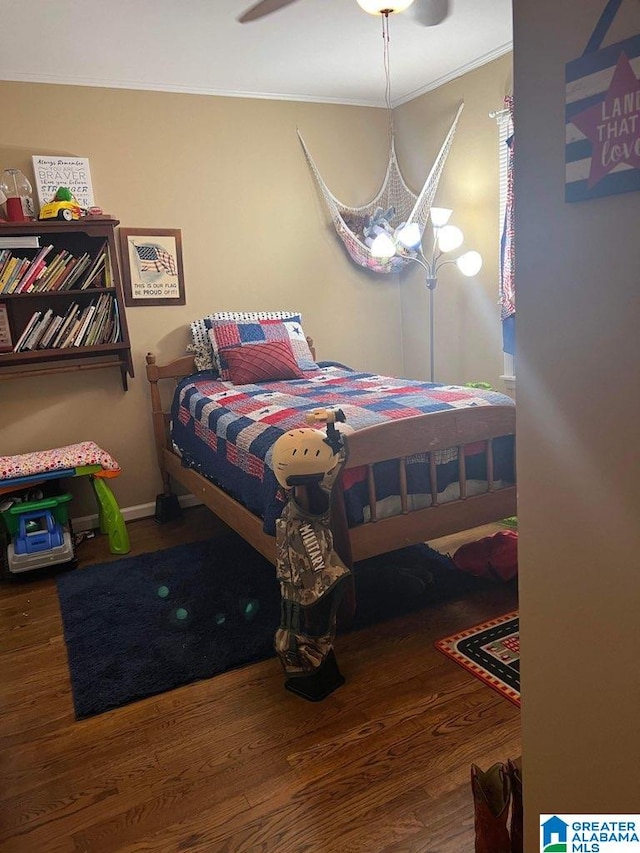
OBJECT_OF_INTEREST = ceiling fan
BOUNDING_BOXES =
[237,0,450,27]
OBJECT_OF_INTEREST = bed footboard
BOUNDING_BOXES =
[340,407,516,561]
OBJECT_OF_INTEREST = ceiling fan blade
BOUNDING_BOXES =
[406,0,450,27]
[237,0,302,23]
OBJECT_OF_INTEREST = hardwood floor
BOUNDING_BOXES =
[0,507,520,853]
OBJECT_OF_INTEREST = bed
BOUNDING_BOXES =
[145,330,516,570]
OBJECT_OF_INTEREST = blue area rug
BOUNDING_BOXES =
[56,533,484,718]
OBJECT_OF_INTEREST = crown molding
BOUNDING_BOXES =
[0,72,384,108]
[392,41,513,107]
[0,43,512,109]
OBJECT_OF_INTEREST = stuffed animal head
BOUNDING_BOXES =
[363,206,396,239]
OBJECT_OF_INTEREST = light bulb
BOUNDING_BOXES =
[395,222,421,250]
[456,251,483,277]
[429,207,452,228]
[370,232,397,259]
[356,0,415,14]
[437,225,464,253]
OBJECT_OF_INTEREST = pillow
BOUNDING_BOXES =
[186,342,215,373]
[281,320,317,371]
[189,311,302,372]
[208,317,317,379]
[225,340,304,385]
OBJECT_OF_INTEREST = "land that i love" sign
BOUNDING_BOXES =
[565,0,640,202]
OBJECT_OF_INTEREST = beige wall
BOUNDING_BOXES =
[1,65,513,516]
[514,0,640,846]
[1,83,404,514]
[395,54,513,386]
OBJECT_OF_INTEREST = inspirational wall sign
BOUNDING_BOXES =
[32,155,95,210]
[565,0,640,202]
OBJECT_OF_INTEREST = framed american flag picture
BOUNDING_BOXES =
[119,227,185,306]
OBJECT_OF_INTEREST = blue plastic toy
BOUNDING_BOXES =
[14,509,65,554]
[4,494,75,573]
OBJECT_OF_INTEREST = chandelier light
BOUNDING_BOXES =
[356,0,416,14]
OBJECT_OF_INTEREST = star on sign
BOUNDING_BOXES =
[570,51,640,188]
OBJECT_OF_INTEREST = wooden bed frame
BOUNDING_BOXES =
[145,347,516,568]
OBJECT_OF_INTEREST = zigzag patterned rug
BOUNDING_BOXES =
[435,611,520,706]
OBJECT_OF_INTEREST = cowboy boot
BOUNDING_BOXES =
[471,762,512,853]
[507,757,523,853]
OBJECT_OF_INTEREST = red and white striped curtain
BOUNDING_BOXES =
[500,95,515,355]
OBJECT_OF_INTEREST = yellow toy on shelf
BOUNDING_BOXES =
[38,186,84,221]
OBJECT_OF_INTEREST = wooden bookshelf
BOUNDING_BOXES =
[0,218,133,390]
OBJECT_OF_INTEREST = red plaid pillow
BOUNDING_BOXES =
[225,340,304,385]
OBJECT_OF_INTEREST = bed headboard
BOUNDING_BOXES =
[144,335,316,456]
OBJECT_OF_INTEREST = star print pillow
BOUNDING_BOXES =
[208,317,318,380]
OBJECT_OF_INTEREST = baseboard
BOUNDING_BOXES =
[72,494,202,532]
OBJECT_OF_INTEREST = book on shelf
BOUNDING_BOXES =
[54,255,80,291]
[50,303,80,349]
[85,294,111,345]
[12,311,41,352]
[59,304,96,348]
[110,298,121,343]
[0,250,10,281]
[25,308,55,350]
[2,257,29,294]
[97,294,114,343]
[0,236,40,249]
[1,254,23,293]
[65,254,96,290]
[18,263,41,294]
[79,248,107,289]
[0,242,110,295]
[0,243,113,293]
[62,307,84,347]
[0,257,20,292]
[16,245,54,293]
[25,263,49,293]
[38,251,72,291]
[104,250,113,288]
[0,246,49,294]
[7,290,120,354]
[0,304,12,352]
[25,308,53,350]
[38,314,64,350]
[11,260,33,293]
[57,305,83,349]
[72,303,97,346]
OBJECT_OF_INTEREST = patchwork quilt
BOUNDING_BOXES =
[170,367,515,533]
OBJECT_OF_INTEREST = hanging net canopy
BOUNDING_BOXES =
[298,102,464,274]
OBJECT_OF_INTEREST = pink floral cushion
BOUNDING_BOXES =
[0,441,120,481]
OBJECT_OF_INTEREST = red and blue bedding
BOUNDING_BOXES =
[170,366,515,534]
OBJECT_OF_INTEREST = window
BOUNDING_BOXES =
[496,107,515,382]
